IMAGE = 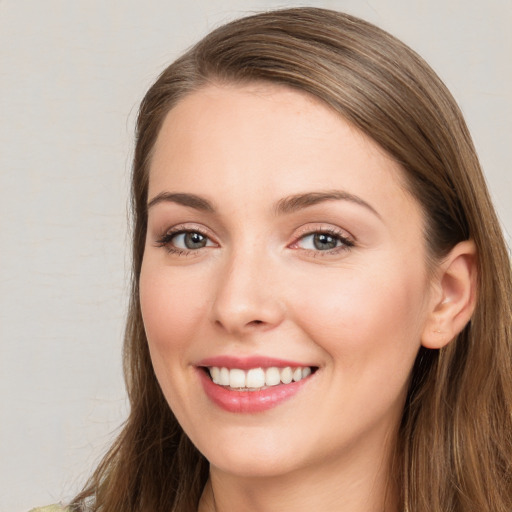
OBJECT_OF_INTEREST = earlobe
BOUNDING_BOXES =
[421,240,478,349]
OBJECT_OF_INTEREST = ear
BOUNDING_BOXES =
[421,240,477,349]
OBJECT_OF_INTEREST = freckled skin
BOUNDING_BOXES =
[140,84,433,510]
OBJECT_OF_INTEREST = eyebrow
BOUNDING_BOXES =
[274,190,381,219]
[147,192,215,212]
[147,189,380,219]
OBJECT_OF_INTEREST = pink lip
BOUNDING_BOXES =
[197,355,309,370]
[198,369,311,413]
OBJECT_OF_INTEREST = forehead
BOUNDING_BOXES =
[148,83,419,225]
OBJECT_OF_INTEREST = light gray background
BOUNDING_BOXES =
[1,1,510,510]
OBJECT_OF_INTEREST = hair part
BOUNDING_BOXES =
[71,7,512,512]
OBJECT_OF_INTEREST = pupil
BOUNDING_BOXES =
[185,232,207,249]
[313,233,337,250]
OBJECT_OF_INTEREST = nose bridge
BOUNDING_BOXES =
[211,240,284,334]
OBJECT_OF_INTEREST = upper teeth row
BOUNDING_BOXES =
[208,366,312,389]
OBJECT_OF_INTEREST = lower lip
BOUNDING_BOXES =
[198,369,311,413]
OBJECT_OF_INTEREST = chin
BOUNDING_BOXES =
[208,452,302,479]
[193,426,308,479]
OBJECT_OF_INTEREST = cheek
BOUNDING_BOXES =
[139,261,215,423]
[139,263,209,358]
[292,260,428,371]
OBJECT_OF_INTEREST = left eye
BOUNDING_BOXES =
[296,232,347,251]
[171,231,214,250]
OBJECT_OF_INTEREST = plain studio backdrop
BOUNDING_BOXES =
[0,0,510,510]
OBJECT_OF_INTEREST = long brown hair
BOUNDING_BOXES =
[71,8,512,511]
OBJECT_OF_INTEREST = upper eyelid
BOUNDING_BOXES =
[291,223,354,241]
[158,223,214,238]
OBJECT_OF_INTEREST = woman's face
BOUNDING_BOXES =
[140,84,433,478]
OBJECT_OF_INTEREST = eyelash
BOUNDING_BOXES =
[154,226,354,257]
[155,226,215,256]
[291,227,354,256]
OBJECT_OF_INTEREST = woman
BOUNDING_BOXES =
[36,7,512,512]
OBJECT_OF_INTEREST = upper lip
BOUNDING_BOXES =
[197,355,316,370]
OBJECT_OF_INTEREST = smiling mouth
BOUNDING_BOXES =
[203,366,317,391]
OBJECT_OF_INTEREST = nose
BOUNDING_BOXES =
[210,247,285,336]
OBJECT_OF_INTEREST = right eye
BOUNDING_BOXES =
[156,229,216,254]
[171,231,213,250]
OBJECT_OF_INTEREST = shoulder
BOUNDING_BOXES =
[28,506,70,512]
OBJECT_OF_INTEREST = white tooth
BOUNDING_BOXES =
[210,367,220,384]
[292,367,302,382]
[280,367,293,384]
[219,367,230,386]
[265,367,281,386]
[246,368,265,388]
[302,367,312,378]
[229,368,246,388]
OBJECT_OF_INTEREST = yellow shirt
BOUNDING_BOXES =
[29,506,68,512]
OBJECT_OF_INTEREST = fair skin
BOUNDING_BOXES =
[139,84,476,512]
